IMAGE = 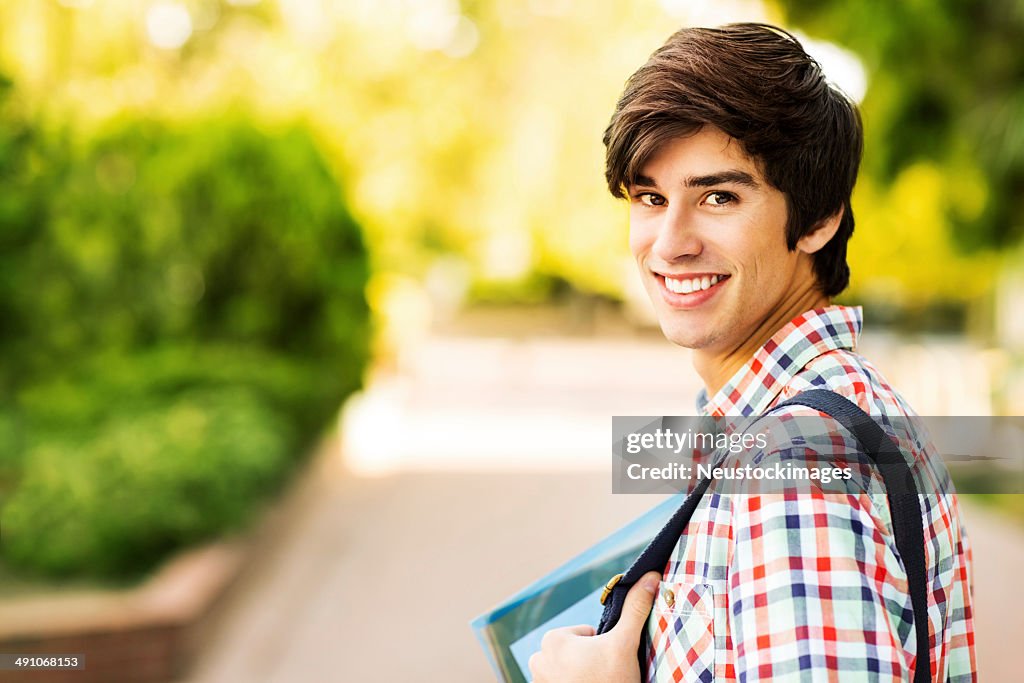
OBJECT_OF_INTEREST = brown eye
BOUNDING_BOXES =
[639,193,666,206]
[705,191,736,206]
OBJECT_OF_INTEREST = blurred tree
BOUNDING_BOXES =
[0,78,371,577]
[3,114,369,431]
[0,74,52,396]
[786,0,1024,251]
[2,0,1016,323]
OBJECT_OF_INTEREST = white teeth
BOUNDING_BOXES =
[664,274,726,294]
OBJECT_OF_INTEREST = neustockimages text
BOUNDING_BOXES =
[626,461,853,484]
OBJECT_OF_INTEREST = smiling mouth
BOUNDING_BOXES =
[659,273,730,295]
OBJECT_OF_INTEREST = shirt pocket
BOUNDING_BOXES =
[645,581,715,683]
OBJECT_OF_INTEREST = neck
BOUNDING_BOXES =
[694,281,830,398]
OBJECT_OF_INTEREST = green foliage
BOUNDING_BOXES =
[0,83,52,399]
[786,0,1024,251]
[16,346,327,447]
[961,493,1024,528]
[0,82,370,579]
[2,387,290,578]
[7,1,1010,316]
[6,114,369,408]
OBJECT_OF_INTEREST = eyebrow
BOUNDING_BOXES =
[631,170,761,191]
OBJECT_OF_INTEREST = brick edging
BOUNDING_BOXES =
[0,541,246,683]
[0,434,342,683]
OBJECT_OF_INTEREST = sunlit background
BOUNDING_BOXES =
[1,1,1023,681]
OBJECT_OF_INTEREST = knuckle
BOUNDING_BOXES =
[540,628,559,649]
[527,652,543,678]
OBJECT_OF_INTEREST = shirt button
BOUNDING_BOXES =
[663,588,675,608]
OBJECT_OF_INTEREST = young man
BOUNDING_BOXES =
[529,23,976,682]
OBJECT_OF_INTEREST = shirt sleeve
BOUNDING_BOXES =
[728,484,920,681]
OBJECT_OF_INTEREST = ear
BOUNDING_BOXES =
[796,206,844,255]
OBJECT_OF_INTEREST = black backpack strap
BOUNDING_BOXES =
[774,389,931,682]
[595,474,713,635]
[597,389,932,682]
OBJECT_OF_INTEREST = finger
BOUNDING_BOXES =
[610,571,661,646]
[527,651,543,679]
[563,624,596,637]
[540,628,560,650]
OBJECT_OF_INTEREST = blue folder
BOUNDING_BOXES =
[470,493,682,682]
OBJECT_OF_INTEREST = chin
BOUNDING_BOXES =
[657,320,717,350]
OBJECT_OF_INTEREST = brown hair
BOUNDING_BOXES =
[603,23,863,297]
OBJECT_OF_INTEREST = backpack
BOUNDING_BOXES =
[596,389,931,682]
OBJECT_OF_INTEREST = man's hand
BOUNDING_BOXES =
[528,571,661,683]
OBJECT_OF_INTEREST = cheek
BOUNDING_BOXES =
[628,220,655,259]
[741,240,798,305]
[730,208,787,282]
[747,251,767,287]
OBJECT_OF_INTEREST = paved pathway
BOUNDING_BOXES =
[182,332,1022,682]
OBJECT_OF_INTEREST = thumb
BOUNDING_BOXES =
[610,571,661,646]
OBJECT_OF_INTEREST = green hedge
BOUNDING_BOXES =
[3,387,291,577]
[0,83,370,579]
[5,114,369,416]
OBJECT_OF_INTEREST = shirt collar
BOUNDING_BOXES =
[697,305,863,417]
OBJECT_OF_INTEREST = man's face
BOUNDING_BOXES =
[628,126,816,352]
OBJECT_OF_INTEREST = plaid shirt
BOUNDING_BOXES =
[644,305,977,682]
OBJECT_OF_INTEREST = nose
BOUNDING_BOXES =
[651,205,702,263]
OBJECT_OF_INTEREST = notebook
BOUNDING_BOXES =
[470,493,682,682]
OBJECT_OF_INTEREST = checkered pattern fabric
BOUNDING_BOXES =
[645,306,977,682]
[647,582,716,683]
